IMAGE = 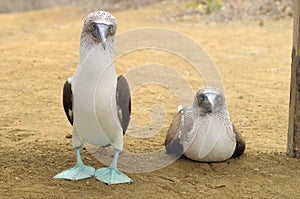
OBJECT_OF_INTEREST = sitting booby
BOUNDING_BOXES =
[54,11,132,184]
[165,87,245,162]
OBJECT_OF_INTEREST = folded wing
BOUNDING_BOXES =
[116,75,131,134]
[165,107,193,158]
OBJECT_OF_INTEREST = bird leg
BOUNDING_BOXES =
[94,148,132,184]
[53,146,95,180]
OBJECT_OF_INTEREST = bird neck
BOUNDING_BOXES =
[191,108,232,140]
[192,100,229,121]
[79,35,115,65]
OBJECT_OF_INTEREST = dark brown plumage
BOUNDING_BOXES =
[231,124,246,158]
[165,107,193,158]
[116,75,131,134]
[62,80,73,125]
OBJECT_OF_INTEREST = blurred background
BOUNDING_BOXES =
[0,0,162,13]
[0,0,293,23]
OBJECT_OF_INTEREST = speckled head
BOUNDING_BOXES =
[80,11,117,60]
[194,86,226,114]
[82,11,117,42]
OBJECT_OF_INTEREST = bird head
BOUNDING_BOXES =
[194,87,226,115]
[81,11,117,50]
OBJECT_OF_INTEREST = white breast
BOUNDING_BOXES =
[72,45,123,150]
[184,115,236,162]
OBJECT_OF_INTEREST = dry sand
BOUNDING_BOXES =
[1,3,300,198]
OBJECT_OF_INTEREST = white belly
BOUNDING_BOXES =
[184,116,236,162]
[72,46,123,149]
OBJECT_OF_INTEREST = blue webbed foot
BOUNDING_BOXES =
[94,148,132,184]
[53,146,95,180]
[54,164,95,180]
[95,167,132,184]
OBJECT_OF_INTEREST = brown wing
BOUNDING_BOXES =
[116,75,131,135]
[165,107,193,158]
[231,124,246,158]
[165,112,181,150]
[63,80,73,125]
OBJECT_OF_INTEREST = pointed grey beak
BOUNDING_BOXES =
[206,94,215,111]
[92,23,111,50]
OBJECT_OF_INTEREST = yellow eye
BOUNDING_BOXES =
[109,26,113,33]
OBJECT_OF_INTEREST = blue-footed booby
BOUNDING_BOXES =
[54,11,132,184]
[165,87,245,162]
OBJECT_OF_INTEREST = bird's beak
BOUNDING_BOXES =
[206,94,215,111]
[92,23,111,50]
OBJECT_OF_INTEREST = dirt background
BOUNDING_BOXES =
[1,1,300,198]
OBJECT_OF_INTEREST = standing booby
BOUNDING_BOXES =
[54,11,132,184]
[165,87,245,162]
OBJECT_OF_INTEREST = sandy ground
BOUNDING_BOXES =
[1,3,300,198]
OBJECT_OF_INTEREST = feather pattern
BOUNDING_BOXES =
[165,87,245,162]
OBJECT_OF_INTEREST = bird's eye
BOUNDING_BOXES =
[198,93,205,102]
[109,25,114,33]
[92,23,96,30]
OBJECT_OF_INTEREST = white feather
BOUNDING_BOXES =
[67,77,73,84]
[72,44,123,150]
[178,105,184,111]
[184,115,236,162]
[182,87,236,162]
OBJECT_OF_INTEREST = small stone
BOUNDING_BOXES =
[258,19,264,27]
[84,157,91,161]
